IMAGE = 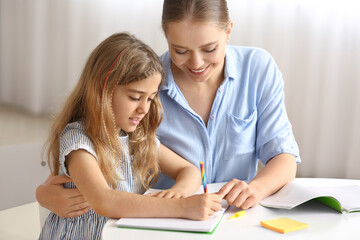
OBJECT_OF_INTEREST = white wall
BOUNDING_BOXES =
[1,0,359,179]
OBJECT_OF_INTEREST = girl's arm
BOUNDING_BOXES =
[217,153,297,209]
[67,149,221,220]
[149,144,201,198]
[34,144,201,216]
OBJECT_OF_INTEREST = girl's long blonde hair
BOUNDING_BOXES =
[45,33,164,189]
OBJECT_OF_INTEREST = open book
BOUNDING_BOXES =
[259,181,360,213]
[115,182,229,234]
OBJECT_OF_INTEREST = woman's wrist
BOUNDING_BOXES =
[35,184,47,207]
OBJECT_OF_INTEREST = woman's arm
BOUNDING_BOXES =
[68,149,221,220]
[35,174,90,218]
[149,144,201,198]
[217,153,297,209]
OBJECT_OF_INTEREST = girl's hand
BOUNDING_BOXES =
[217,179,262,210]
[36,174,91,218]
[146,187,189,199]
[179,193,222,220]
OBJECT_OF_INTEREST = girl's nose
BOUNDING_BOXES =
[137,100,150,114]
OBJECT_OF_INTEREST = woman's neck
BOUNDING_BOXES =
[171,63,224,125]
[171,61,224,93]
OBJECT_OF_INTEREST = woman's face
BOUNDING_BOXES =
[165,19,232,83]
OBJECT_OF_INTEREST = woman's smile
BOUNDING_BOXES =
[188,65,209,75]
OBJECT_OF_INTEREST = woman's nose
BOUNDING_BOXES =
[188,52,204,69]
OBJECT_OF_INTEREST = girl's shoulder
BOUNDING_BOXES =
[60,121,93,147]
[60,121,92,147]
[62,121,86,134]
[58,121,97,176]
[60,121,89,141]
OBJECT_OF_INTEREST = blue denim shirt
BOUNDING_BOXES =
[154,46,300,189]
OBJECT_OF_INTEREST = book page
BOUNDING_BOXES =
[115,201,228,233]
[311,185,360,212]
[259,182,322,209]
[260,181,360,212]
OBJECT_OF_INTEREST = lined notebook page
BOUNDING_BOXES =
[115,182,229,233]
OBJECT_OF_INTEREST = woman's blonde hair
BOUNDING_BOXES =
[162,0,230,35]
[45,32,164,189]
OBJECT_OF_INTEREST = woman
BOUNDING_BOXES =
[36,0,300,217]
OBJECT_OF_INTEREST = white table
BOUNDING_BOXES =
[102,178,360,240]
[0,202,41,240]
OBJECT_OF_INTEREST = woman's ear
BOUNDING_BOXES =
[226,20,234,41]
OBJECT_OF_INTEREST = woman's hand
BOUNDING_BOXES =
[36,174,91,218]
[217,154,297,209]
[217,179,262,210]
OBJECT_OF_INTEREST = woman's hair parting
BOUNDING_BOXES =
[162,0,229,35]
[45,32,164,189]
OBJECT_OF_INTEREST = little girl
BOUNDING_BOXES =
[39,33,222,239]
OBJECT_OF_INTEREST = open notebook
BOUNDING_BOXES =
[260,181,360,213]
[115,182,229,234]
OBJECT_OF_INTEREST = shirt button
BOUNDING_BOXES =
[210,115,215,120]
[219,88,223,93]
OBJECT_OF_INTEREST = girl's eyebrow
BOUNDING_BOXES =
[172,41,218,49]
[127,89,158,95]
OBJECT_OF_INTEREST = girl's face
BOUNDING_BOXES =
[165,19,232,83]
[112,73,161,133]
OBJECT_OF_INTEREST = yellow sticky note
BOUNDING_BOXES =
[260,217,309,234]
[229,211,246,219]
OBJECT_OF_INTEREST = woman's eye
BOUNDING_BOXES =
[204,47,216,53]
[148,98,154,102]
[175,49,187,54]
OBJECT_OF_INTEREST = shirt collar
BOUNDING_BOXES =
[159,52,173,92]
[224,45,238,82]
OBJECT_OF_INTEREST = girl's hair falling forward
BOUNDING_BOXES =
[45,32,164,189]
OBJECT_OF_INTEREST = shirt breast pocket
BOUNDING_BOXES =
[225,109,257,157]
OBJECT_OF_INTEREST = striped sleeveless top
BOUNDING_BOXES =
[39,121,147,239]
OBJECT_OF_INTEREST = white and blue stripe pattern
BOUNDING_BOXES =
[39,121,144,239]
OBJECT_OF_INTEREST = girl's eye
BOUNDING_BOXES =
[148,98,154,102]
[129,96,140,101]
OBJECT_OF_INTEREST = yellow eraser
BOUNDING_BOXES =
[260,217,309,234]
[229,211,246,219]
